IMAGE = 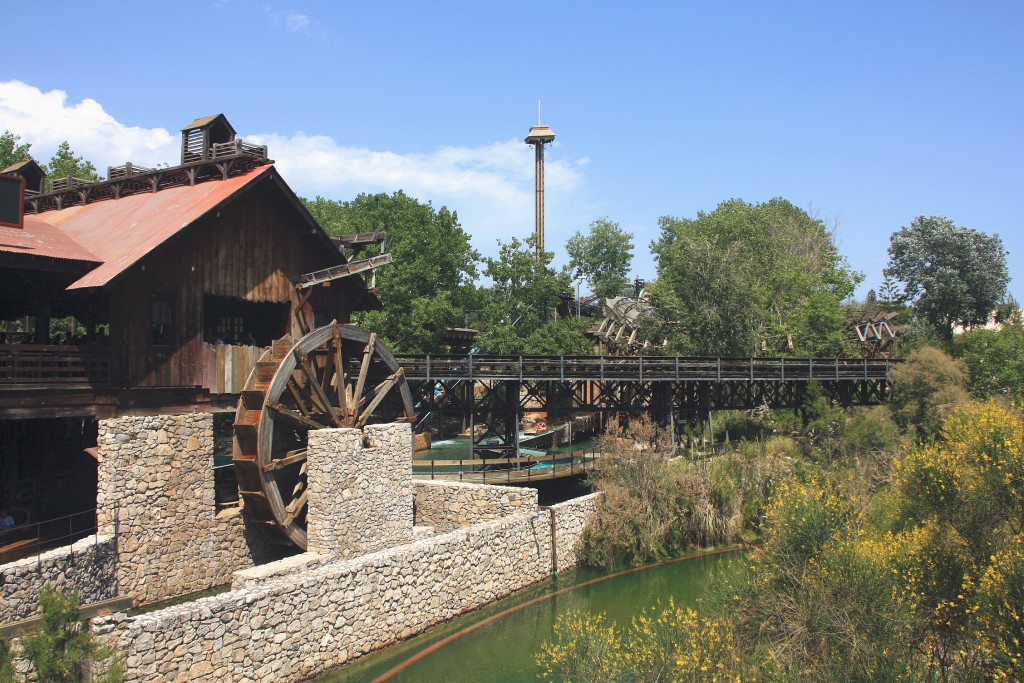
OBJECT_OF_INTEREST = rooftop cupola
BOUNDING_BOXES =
[181,114,237,164]
[1,159,47,196]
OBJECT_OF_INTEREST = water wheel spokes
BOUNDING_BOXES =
[232,322,414,548]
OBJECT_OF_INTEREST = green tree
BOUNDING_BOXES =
[0,130,33,170]
[649,198,859,356]
[885,215,1009,341]
[565,218,634,301]
[954,323,1024,401]
[877,274,902,306]
[20,585,122,682]
[476,236,590,355]
[45,141,100,189]
[302,192,480,353]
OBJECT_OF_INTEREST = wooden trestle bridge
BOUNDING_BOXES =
[398,353,894,459]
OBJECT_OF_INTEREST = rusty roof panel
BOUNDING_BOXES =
[0,216,100,264]
[41,166,272,290]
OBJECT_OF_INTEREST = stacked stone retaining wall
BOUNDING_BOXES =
[83,419,600,681]
[96,414,272,606]
[413,480,538,532]
[551,493,601,572]
[0,535,117,624]
[93,501,596,683]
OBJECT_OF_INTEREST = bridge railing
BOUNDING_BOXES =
[396,354,894,383]
[412,447,599,483]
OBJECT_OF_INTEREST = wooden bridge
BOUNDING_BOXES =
[397,354,891,384]
[397,353,894,460]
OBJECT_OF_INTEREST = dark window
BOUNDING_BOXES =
[202,294,288,346]
[313,310,332,330]
[151,295,174,346]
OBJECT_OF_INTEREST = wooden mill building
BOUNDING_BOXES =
[0,114,378,524]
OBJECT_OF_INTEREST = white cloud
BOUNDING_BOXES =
[0,80,589,257]
[259,3,314,34]
[284,12,310,33]
[246,133,585,254]
[0,81,178,170]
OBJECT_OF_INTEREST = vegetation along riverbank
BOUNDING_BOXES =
[539,333,1024,682]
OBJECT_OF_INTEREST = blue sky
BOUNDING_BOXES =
[2,1,1021,300]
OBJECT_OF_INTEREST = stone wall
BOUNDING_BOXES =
[551,493,601,572]
[93,505,595,683]
[85,420,601,682]
[414,480,539,532]
[307,424,414,558]
[0,535,117,624]
[96,414,267,606]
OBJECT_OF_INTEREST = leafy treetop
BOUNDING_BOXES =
[302,191,479,353]
[476,235,591,355]
[885,215,1009,341]
[565,218,634,301]
[0,130,33,171]
[45,141,100,188]
[648,198,860,357]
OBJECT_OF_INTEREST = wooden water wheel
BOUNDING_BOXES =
[232,323,414,548]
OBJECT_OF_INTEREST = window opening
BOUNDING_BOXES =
[203,294,288,346]
[151,295,174,346]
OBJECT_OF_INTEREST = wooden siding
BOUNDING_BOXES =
[106,177,357,393]
[199,343,265,394]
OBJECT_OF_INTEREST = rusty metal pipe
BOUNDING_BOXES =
[540,505,557,577]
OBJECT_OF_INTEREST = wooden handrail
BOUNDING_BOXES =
[396,353,894,383]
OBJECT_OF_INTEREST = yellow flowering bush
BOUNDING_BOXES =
[536,610,625,683]
[549,400,1024,682]
[973,533,1024,682]
[760,476,858,573]
[536,600,748,683]
[942,400,1024,524]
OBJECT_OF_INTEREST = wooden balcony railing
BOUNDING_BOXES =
[49,176,96,192]
[107,162,155,180]
[0,344,110,386]
[210,139,268,161]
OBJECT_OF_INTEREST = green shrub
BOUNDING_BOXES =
[888,345,969,438]
[0,636,14,683]
[580,418,748,569]
[954,323,1024,401]
[19,586,122,683]
[843,405,902,455]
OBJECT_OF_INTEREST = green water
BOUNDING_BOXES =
[317,548,743,683]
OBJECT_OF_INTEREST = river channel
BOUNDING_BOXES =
[316,547,744,683]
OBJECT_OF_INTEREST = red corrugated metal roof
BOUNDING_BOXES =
[39,166,273,290]
[0,216,100,264]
